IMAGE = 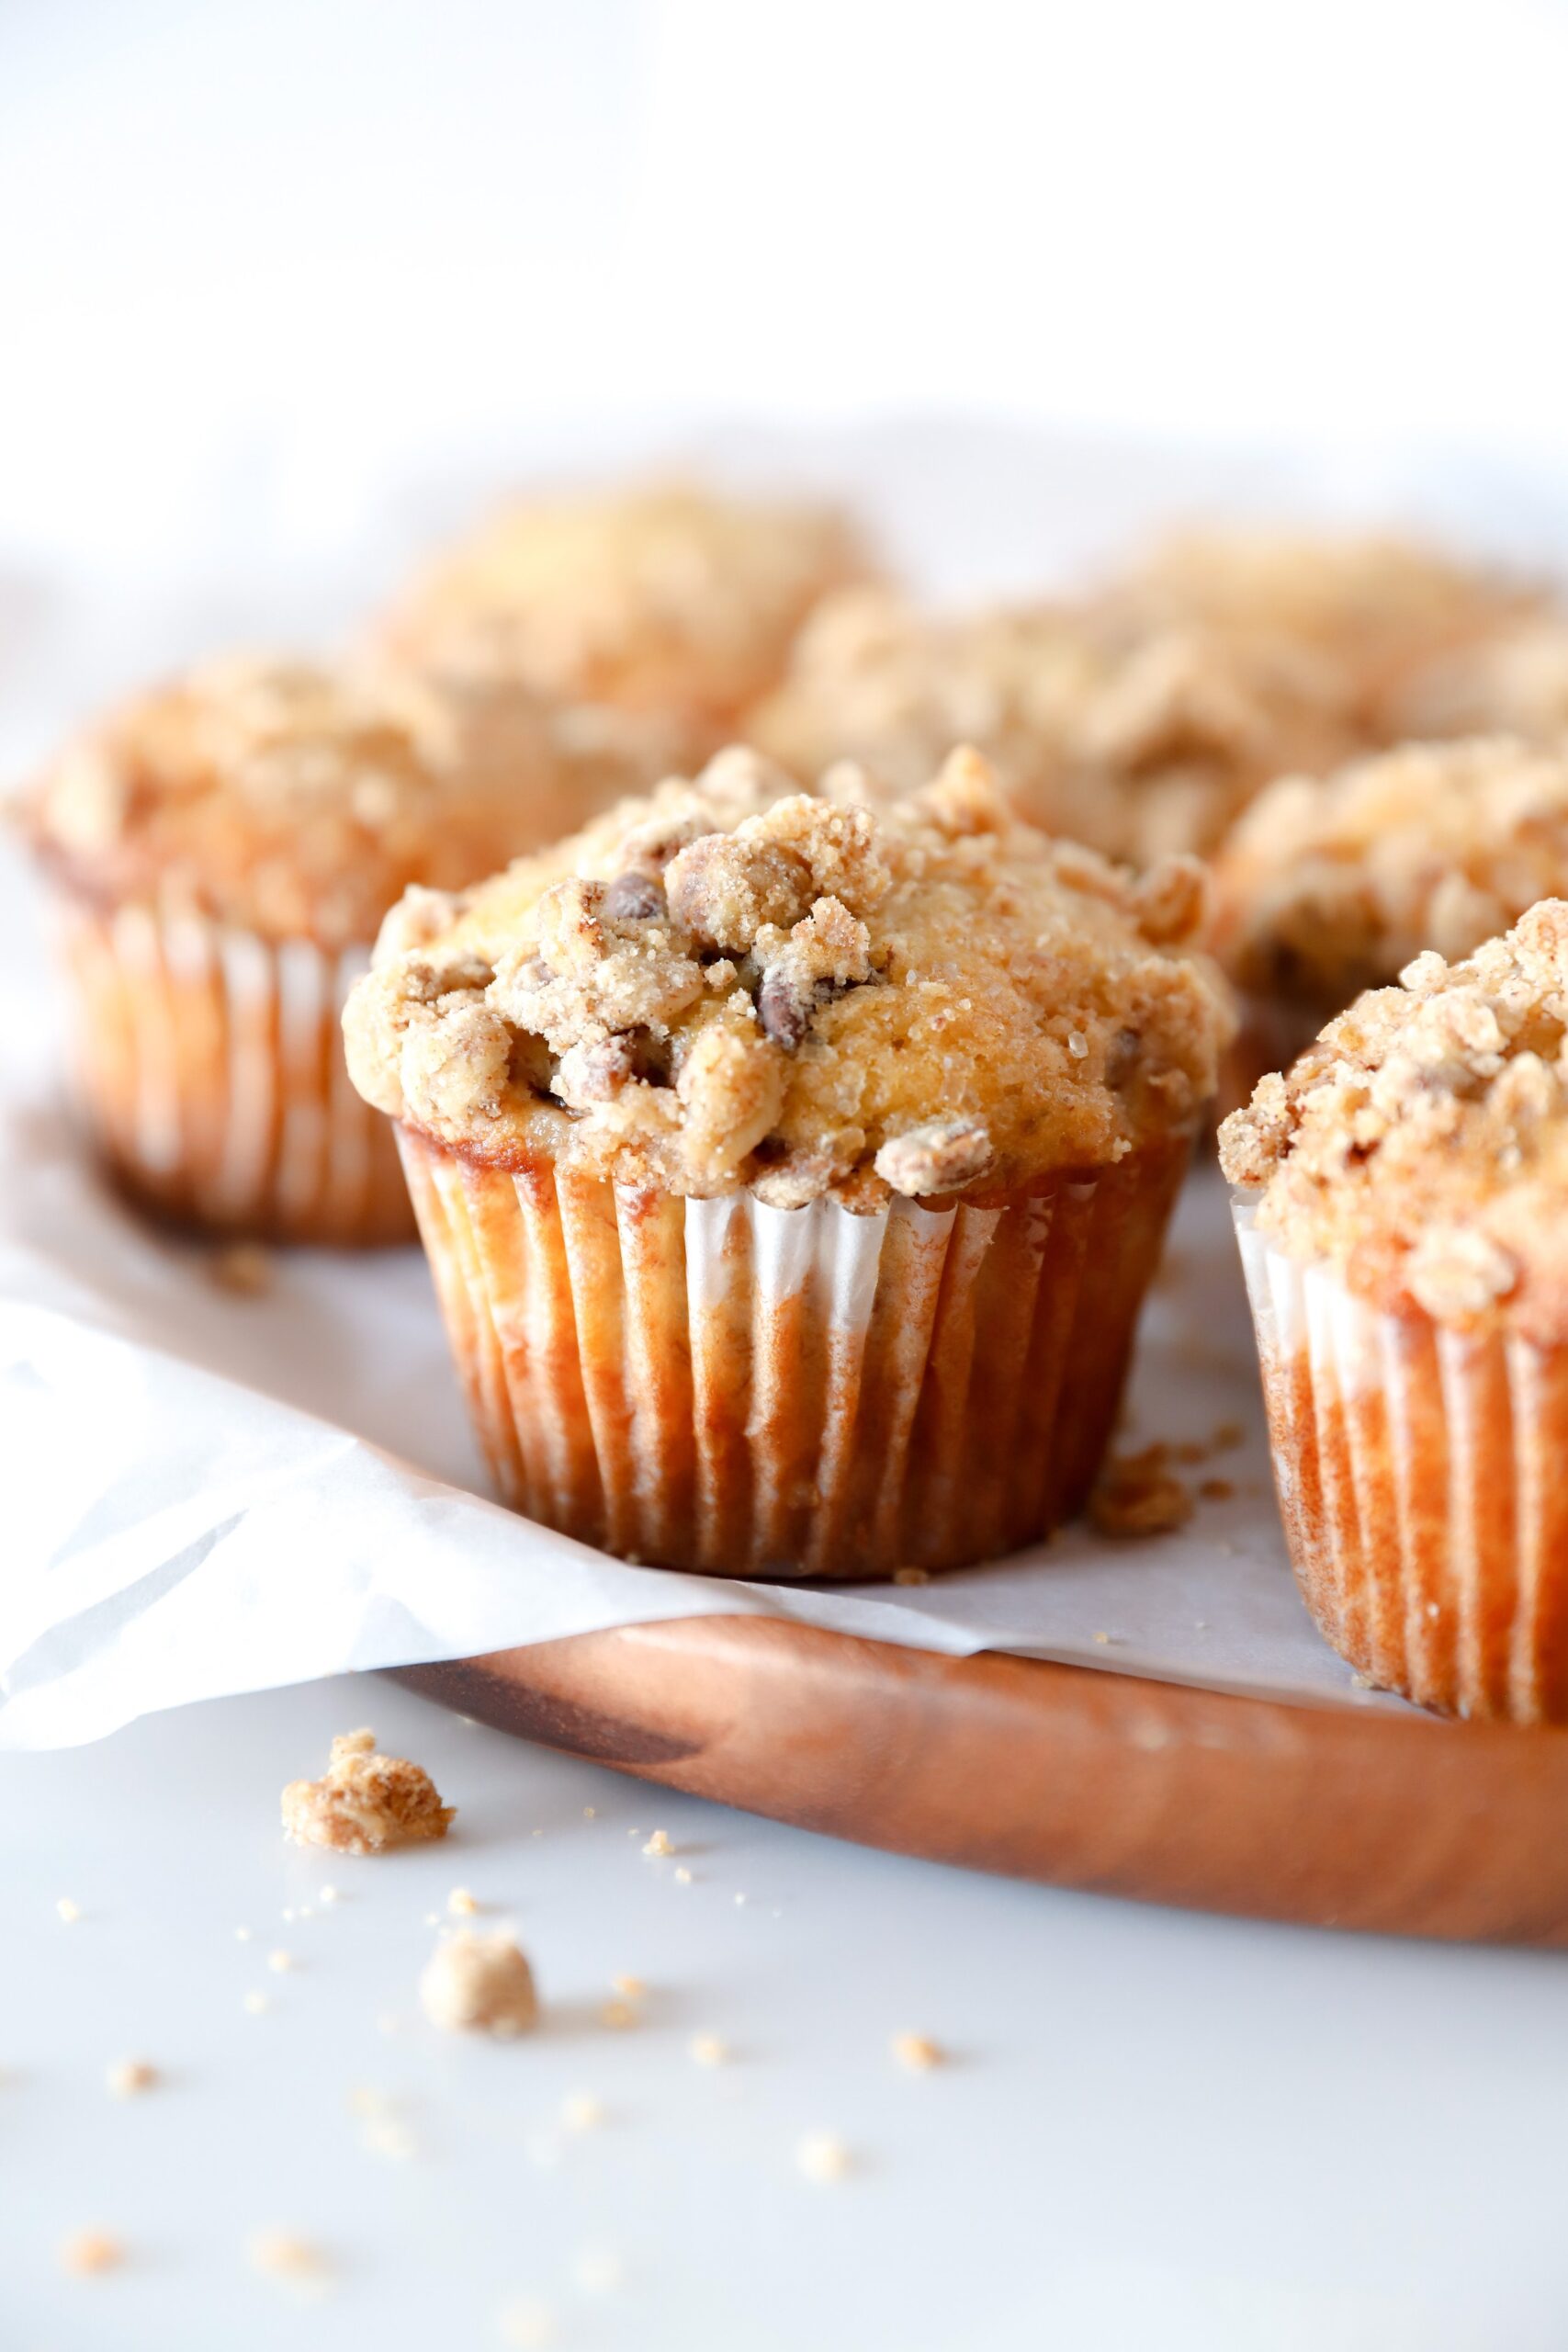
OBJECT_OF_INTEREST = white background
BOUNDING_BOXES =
[6,7,1568,2346]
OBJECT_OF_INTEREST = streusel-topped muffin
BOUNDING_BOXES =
[379,483,873,736]
[747,585,1357,864]
[346,746,1233,1577]
[25,656,679,1242]
[1222,900,1568,1719]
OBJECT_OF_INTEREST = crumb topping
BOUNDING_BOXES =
[1387,616,1568,743]
[1214,737,1568,1012]
[24,656,682,948]
[1220,899,1568,1333]
[281,1727,454,1855]
[420,1928,539,2037]
[378,481,872,729]
[344,747,1232,1206]
[747,583,1361,862]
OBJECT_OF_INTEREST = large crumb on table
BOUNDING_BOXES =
[419,1928,539,2037]
[280,1727,454,1856]
[1089,1444,1195,1538]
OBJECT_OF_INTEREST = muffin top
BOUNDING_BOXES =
[747,584,1357,865]
[24,656,683,950]
[378,483,873,730]
[1213,737,1568,1012]
[1220,899,1568,1336]
[1384,615,1568,743]
[344,746,1234,1207]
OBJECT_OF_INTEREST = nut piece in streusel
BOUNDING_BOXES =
[419,1928,539,2038]
[281,1728,454,1856]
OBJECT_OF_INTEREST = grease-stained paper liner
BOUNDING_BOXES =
[51,890,412,1244]
[1235,1199,1568,1722]
[399,1128,1190,1580]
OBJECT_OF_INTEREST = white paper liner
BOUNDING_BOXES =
[1234,1197,1568,1720]
[49,893,412,1243]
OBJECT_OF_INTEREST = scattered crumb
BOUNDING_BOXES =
[318,1885,340,1906]
[610,1973,645,2000]
[209,1240,272,1296]
[420,1928,538,2038]
[582,1806,596,1819]
[1350,1670,1375,1690]
[892,2032,943,2073]
[1091,1631,1112,1645]
[281,1726,454,1856]
[243,1992,270,2017]
[642,1829,673,1858]
[56,1896,81,1925]
[1213,1420,1245,1452]
[266,1950,295,1974]
[892,1566,931,1586]
[673,1866,693,1886]
[106,2058,158,2098]
[1198,1477,1235,1502]
[447,1886,479,1916]
[60,2228,125,2276]
[561,2091,604,2132]
[498,2295,557,2347]
[689,2033,728,2067]
[600,1999,637,2030]
[796,2132,852,2184]
[572,2245,625,2295]
[247,2230,331,2291]
[1089,1444,1196,1538]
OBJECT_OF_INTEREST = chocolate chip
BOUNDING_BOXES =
[602,872,666,922]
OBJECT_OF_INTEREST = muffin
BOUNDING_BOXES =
[1212,735,1568,1111]
[1383,612,1568,744]
[344,746,1233,1578]
[378,482,874,741]
[23,656,680,1243]
[1096,527,1543,733]
[747,583,1360,865]
[1221,900,1568,1721]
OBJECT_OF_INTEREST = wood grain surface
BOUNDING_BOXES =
[396,1615,1568,1947]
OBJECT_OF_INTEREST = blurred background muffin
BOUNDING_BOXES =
[377,481,876,746]
[344,745,1232,1577]
[21,654,680,1243]
[1212,735,1568,1111]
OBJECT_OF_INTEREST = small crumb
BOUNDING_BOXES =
[642,1829,673,1858]
[420,1928,538,2038]
[56,1896,81,1925]
[447,1886,479,1916]
[235,1925,253,1942]
[209,1240,272,1296]
[582,1806,596,1819]
[673,1866,693,1886]
[796,2132,852,2184]
[318,1885,340,1906]
[1350,1670,1375,1690]
[266,1950,295,1974]
[281,1726,454,1857]
[892,2032,943,2073]
[60,2228,125,2276]
[891,1566,931,1586]
[1213,1419,1245,1452]
[247,2230,330,2291]
[610,1973,645,2000]
[1089,1443,1195,1539]
[600,1999,637,2030]
[1198,1477,1235,1502]
[498,2295,557,2347]
[572,2245,625,2295]
[688,2033,728,2067]
[1091,1631,1111,1645]
[106,2058,158,2098]
[243,1992,270,2016]
[561,2091,604,2132]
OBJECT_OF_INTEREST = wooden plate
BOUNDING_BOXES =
[397,1615,1568,1948]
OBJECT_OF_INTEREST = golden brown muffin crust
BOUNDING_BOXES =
[344,745,1234,1207]
[1220,899,1568,1337]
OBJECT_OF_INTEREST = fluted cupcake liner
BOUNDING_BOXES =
[1235,1198,1568,1722]
[51,890,413,1245]
[397,1126,1191,1581]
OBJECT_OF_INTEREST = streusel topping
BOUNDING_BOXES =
[1384,616,1568,744]
[1220,899,1568,1333]
[25,657,680,949]
[344,746,1233,1205]
[1214,737,1568,1012]
[747,586,1359,863]
[378,482,872,730]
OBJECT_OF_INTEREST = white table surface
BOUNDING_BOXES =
[6,1672,1568,2352]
